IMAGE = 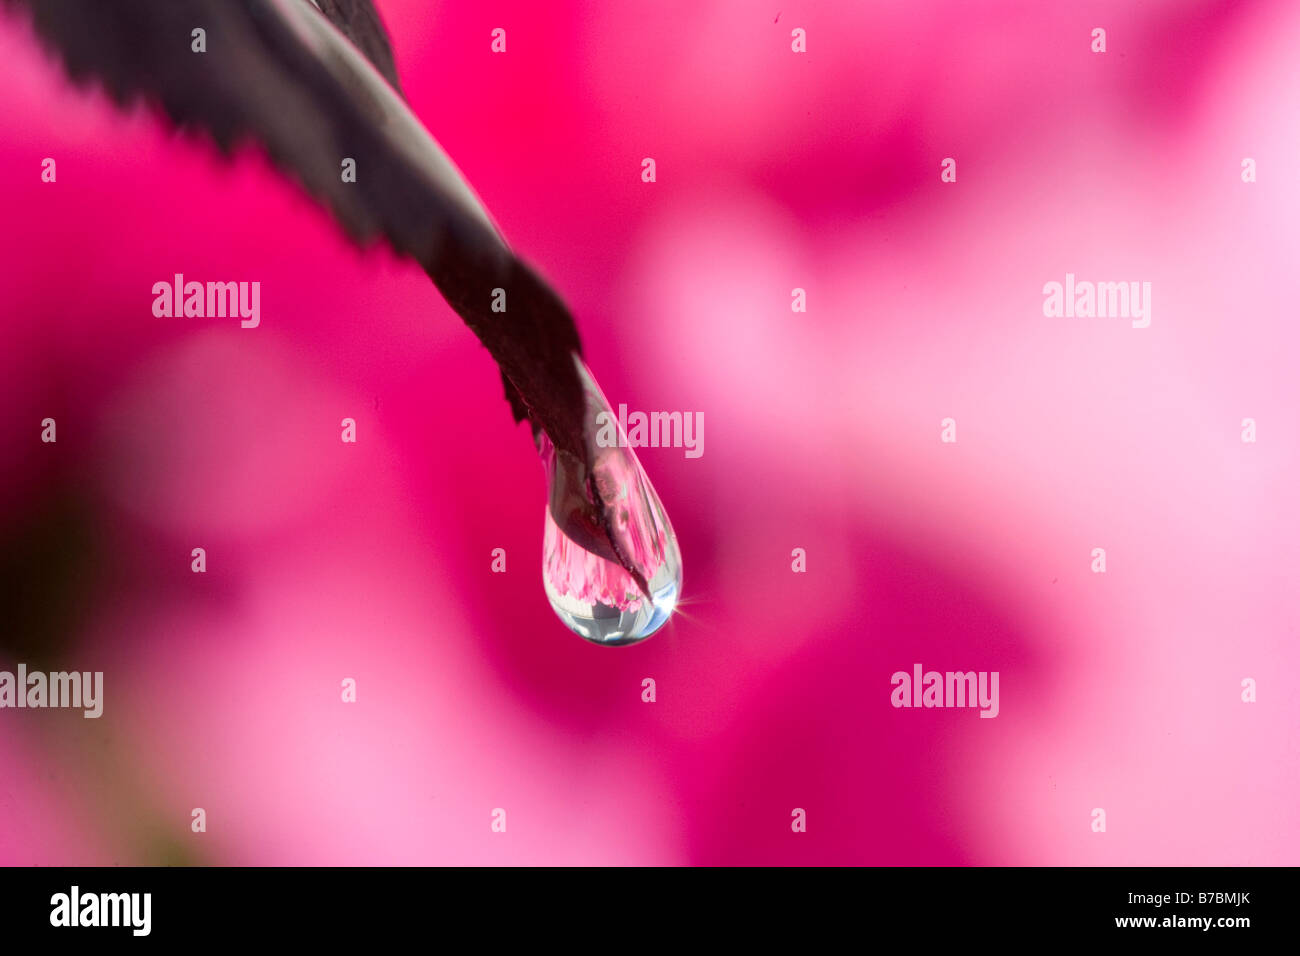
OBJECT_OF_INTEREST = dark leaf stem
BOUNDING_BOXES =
[10,0,589,461]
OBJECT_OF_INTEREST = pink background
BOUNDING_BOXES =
[1,0,1297,865]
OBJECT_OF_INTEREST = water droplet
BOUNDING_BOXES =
[539,357,682,646]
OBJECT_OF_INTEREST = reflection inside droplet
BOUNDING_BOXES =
[538,357,682,646]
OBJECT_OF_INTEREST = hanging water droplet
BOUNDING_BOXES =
[538,356,682,646]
